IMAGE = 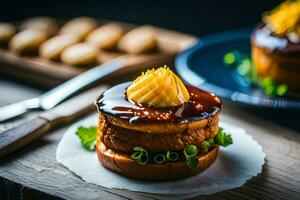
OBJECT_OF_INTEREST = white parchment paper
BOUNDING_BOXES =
[56,114,265,199]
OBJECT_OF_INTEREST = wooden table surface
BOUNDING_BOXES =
[0,76,299,200]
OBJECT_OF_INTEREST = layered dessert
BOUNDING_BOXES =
[251,0,300,93]
[96,67,229,180]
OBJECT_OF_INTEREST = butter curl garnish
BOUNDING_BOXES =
[263,0,300,36]
[126,66,190,107]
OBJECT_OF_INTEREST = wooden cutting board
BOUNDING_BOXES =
[0,19,197,88]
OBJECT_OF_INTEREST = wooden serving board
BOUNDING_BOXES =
[0,19,197,88]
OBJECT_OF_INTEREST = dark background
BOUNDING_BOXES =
[1,0,281,36]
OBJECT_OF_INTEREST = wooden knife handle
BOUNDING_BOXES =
[0,117,50,157]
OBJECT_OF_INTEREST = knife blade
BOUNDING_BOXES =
[0,85,107,157]
[0,56,126,122]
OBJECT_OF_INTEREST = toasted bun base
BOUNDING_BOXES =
[252,43,300,93]
[96,141,219,181]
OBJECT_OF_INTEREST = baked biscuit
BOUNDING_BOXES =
[61,43,98,66]
[86,23,124,50]
[20,17,58,36]
[0,23,16,46]
[10,29,48,54]
[39,34,80,60]
[118,25,157,54]
[60,17,97,39]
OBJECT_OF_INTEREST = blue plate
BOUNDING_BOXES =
[175,28,300,110]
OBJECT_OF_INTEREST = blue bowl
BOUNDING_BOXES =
[175,28,300,110]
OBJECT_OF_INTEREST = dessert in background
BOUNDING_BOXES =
[39,34,80,60]
[86,23,124,50]
[59,17,97,40]
[20,17,59,36]
[118,25,158,54]
[61,43,98,66]
[0,23,16,46]
[10,29,48,54]
[94,67,232,180]
[251,0,300,93]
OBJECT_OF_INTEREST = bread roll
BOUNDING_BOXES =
[86,23,124,50]
[60,17,97,39]
[118,25,157,54]
[39,34,80,60]
[20,17,58,36]
[61,43,98,66]
[10,29,48,54]
[0,23,16,45]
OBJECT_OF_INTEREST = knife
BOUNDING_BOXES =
[0,56,127,122]
[0,86,107,157]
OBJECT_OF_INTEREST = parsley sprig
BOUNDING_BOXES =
[214,127,233,147]
[75,126,97,151]
[199,127,233,153]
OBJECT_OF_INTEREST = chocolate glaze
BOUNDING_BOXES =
[96,82,222,124]
[251,24,300,56]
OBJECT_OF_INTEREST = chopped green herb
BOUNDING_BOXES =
[130,128,233,166]
[131,151,143,159]
[183,145,198,157]
[207,138,215,146]
[183,145,198,168]
[223,51,288,96]
[131,147,149,164]
[214,127,233,147]
[137,153,148,164]
[75,126,97,151]
[166,151,179,162]
[154,154,166,164]
[265,85,276,96]
[186,156,198,168]
[276,84,288,96]
[133,146,147,153]
[260,77,273,88]
[236,58,252,76]
[224,52,236,65]
[260,77,278,96]
[199,141,210,152]
[223,51,242,66]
